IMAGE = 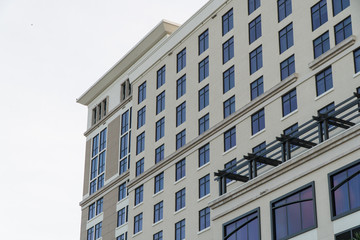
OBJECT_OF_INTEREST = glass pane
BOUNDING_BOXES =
[333,171,350,215]
[348,166,360,210]
[275,206,287,239]
[287,194,301,235]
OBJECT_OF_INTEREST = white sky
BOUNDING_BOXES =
[0,0,208,239]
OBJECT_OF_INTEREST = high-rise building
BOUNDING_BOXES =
[77,0,360,239]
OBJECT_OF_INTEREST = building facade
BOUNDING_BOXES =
[77,0,360,239]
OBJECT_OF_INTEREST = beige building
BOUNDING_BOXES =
[77,0,360,239]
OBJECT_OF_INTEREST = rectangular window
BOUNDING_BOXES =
[251,76,264,100]
[224,95,235,118]
[90,128,107,195]
[334,16,352,45]
[99,128,107,151]
[175,219,185,240]
[199,113,209,135]
[354,48,360,73]
[278,0,292,22]
[279,23,294,54]
[96,198,103,215]
[222,9,233,36]
[248,0,260,15]
[138,82,146,104]
[319,102,335,132]
[224,159,237,184]
[250,45,263,74]
[223,65,235,93]
[177,48,186,73]
[252,109,265,135]
[136,158,144,176]
[153,231,163,240]
[136,132,145,155]
[223,37,234,64]
[176,75,186,99]
[282,89,297,117]
[117,207,126,227]
[155,144,164,164]
[120,133,128,159]
[154,201,163,223]
[329,160,360,219]
[92,135,99,157]
[335,225,360,240]
[176,102,186,127]
[199,207,210,231]
[155,117,165,141]
[87,227,94,240]
[199,85,209,111]
[284,123,298,150]
[199,29,209,55]
[316,66,333,96]
[313,31,330,58]
[134,185,143,206]
[280,55,295,81]
[157,65,166,89]
[88,203,95,220]
[249,15,262,44]
[134,213,143,234]
[117,233,127,240]
[224,127,236,151]
[176,129,186,150]
[199,56,209,82]
[199,174,210,198]
[271,183,317,240]
[199,143,210,167]
[176,159,186,181]
[332,0,350,16]
[97,174,104,190]
[119,158,127,175]
[121,110,129,135]
[223,208,260,240]
[253,142,266,160]
[137,106,146,129]
[175,188,186,211]
[118,182,127,201]
[311,0,328,31]
[156,91,165,114]
[154,172,164,194]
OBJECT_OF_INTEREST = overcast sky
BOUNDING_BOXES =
[0,0,208,239]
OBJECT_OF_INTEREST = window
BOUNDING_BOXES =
[118,182,127,201]
[199,207,210,231]
[154,231,163,240]
[284,123,298,150]
[155,144,164,164]
[135,185,143,206]
[334,16,352,45]
[136,158,144,177]
[92,98,108,126]
[248,0,260,15]
[251,76,264,100]
[253,142,266,161]
[250,45,263,74]
[87,227,94,240]
[313,31,330,58]
[224,127,236,152]
[157,65,166,89]
[271,183,317,240]
[117,207,126,227]
[279,23,294,54]
[134,213,143,234]
[138,82,146,104]
[335,225,360,240]
[176,102,186,127]
[121,110,129,135]
[177,75,186,99]
[156,91,165,114]
[224,159,237,184]
[90,128,107,195]
[329,160,360,219]
[311,0,328,31]
[119,158,127,175]
[177,48,186,73]
[199,29,209,55]
[154,201,163,223]
[223,37,234,64]
[88,203,95,220]
[332,0,350,16]
[282,89,297,117]
[175,219,185,240]
[96,198,103,215]
[319,102,335,131]
[249,15,262,44]
[155,118,165,141]
[224,95,235,118]
[354,48,360,73]
[154,172,164,194]
[199,174,210,198]
[199,143,210,167]
[176,159,186,181]
[176,130,186,150]
[175,188,186,211]
[137,106,146,129]
[222,9,233,35]
[223,209,260,240]
[95,222,102,239]
[278,0,292,22]
[316,66,333,96]
[120,79,131,102]
[136,132,145,155]
[120,133,128,159]
[223,66,235,93]
[117,233,127,240]
[199,85,209,111]
[199,113,209,135]
[280,55,295,81]
[252,109,265,135]
[199,56,209,82]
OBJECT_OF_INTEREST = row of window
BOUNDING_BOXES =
[88,198,103,220]
[90,128,107,195]
[87,222,102,240]
[119,109,131,176]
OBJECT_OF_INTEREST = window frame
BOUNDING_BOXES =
[248,0,260,15]
[223,36,234,64]
[223,95,235,118]
[199,207,210,231]
[353,48,360,74]
[199,143,210,168]
[249,15,262,44]
[134,213,143,234]
[157,65,166,89]
[313,31,330,59]
[154,172,164,194]
[154,201,163,223]
[251,76,264,100]
[279,23,294,54]
[223,65,235,94]
[332,0,350,16]
[175,219,186,240]
[156,91,165,115]
[176,129,186,150]
[250,45,263,75]
[176,75,186,99]
[251,109,265,135]
[134,185,144,206]
[155,144,165,164]
[175,188,186,211]
[138,82,146,104]
[199,174,210,199]
[177,48,186,73]
[199,113,210,135]
[222,8,233,36]
[176,159,186,181]
[315,66,333,96]
[278,0,292,22]
[199,56,209,82]
[136,132,145,155]
[334,15,352,45]
[311,0,328,31]
[199,29,209,55]
[224,127,236,152]
[199,85,209,111]
[282,88,298,117]
[155,117,165,141]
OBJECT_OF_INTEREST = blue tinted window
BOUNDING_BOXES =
[223,66,235,93]
[250,45,263,74]
[134,213,143,234]
[88,203,95,220]
[334,16,352,45]
[312,0,328,31]
[155,117,165,141]
[355,48,360,73]
[224,159,237,184]
[284,123,298,150]
[155,144,164,164]
[117,207,126,227]
[176,129,186,150]
[222,9,233,35]
[177,75,186,99]
[176,159,186,181]
[224,95,235,118]
[313,31,330,58]
[224,209,260,240]
[154,172,164,194]
[154,201,163,223]
[279,23,293,53]
[118,182,127,201]
[252,109,265,135]
[175,219,185,240]
[176,102,186,127]
[156,91,165,114]
[253,141,266,157]
[90,180,96,195]
[136,132,145,155]
[87,227,94,240]
[121,110,129,134]
[332,0,350,16]
[249,0,260,15]
[199,113,209,135]
[199,207,210,231]
[176,188,186,211]
[136,158,144,176]
[199,143,210,167]
[120,133,128,159]
[316,66,333,96]
[157,65,166,89]
[199,174,210,198]
[278,0,292,22]
[95,222,102,239]
[153,231,163,240]
[91,157,98,180]
[282,89,297,117]
[249,15,262,44]
[199,29,209,55]
[99,128,107,151]
[199,56,209,82]
[223,37,234,64]
[98,152,105,174]
[199,85,209,111]
[119,158,127,175]
[251,76,264,100]
[177,48,186,73]
[92,134,99,157]
[280,55,295,80]
[135,185,143,206]
[137,106,146,129]
[97,174,104,189]
[138,82,146,104]
[96,198,103,215]
[224,127,236,151]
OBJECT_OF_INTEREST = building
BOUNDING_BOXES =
[77,0,360,239]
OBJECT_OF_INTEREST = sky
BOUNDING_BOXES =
[0,0,208,239]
